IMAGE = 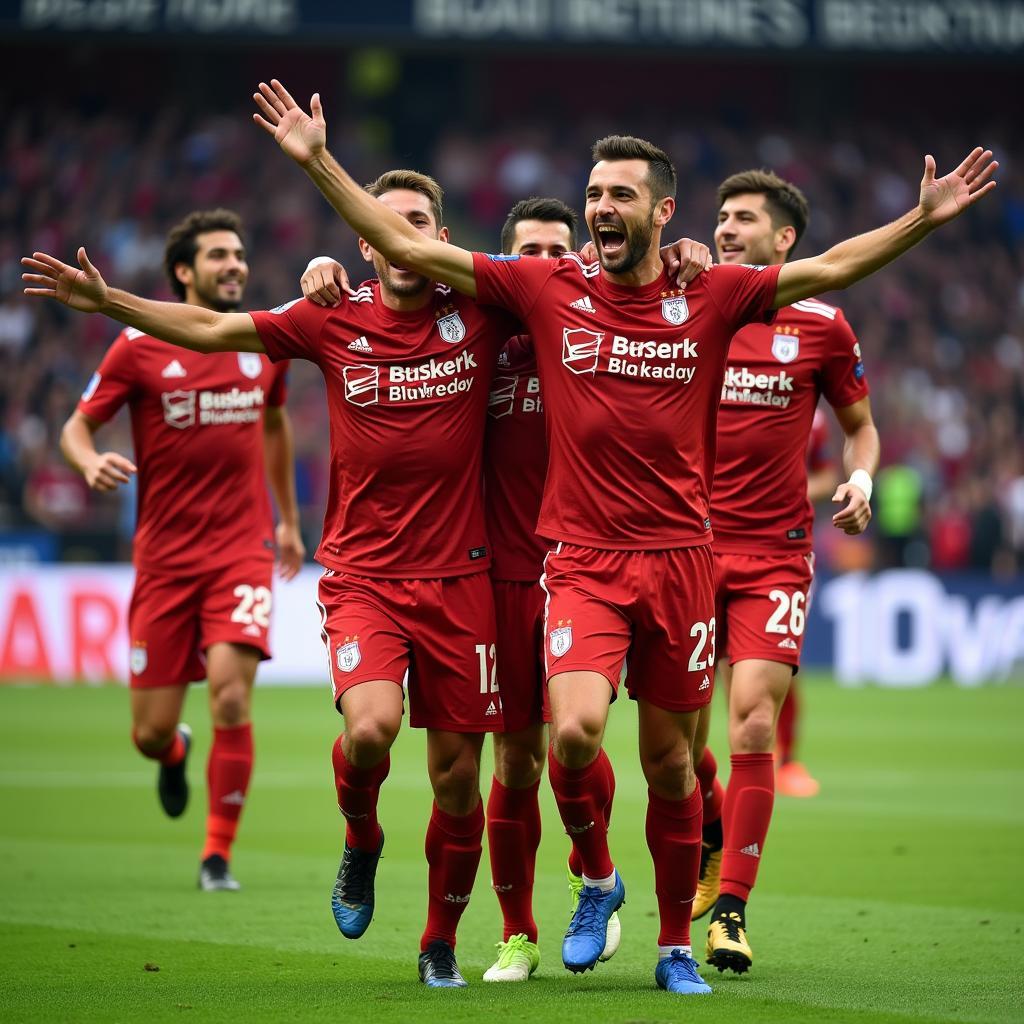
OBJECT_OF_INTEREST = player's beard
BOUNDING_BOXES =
[595,211,655,276]
[376,261,431,300]
[195,278,244,313]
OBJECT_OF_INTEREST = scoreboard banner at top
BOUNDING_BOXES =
[5,0,1024,53]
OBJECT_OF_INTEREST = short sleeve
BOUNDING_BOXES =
[704,263,782,330]
[250,297,334,364]
[820,312,870,410]
[267,360,289,407]
[472,252,559,320]
[77,331,137,424]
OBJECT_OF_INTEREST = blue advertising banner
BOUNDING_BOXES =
[3,0,1023,53]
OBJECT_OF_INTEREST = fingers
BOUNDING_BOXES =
[952,145,984,178]
[922,154,936,184]
[253,89,282,126]
[968,159,998,194]
[311,92,324,125]
[270,79,298,109]
[77,246,96,274]
[831,485,871,534]
[258,80,289,117]
[23,252,69,274]
[963,148,993,184]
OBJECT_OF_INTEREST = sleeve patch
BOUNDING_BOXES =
[81,371,101,401]
[486,253,521,262]
[269,297,304,315]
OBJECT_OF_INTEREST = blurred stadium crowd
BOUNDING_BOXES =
[3,80,1022,574]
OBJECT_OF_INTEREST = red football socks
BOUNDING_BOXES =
[777,685,798,765]
[549,746,615,879]
[646,786,702,947]
[720,752,776,901]
[486,776,541,942]
[132,728,185,766]
[696,746,725,824]
[202,723,253,862]
[331,734,390,851]
[421,800,484,951]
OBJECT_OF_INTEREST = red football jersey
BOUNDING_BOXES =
[807,407,834,474]
[251,283,516,578]
[712,299,869,554]
[485,335,549,582]
[473,254,781,549]
[78,330,288,576]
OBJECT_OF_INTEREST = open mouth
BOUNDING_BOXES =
[596,223,627,257]
[718,244,744,262]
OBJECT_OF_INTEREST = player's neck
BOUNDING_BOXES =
[599,250,665,289]
[378,286,434,313]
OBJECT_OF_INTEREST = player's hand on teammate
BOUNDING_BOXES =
[253,79,326,165]
[275,521,306,580]
[659,237,713,289]
[21,247,109,313]
[918,147,998,228]
[300,257,355,307]
[831,480,871,535]
[83,451,137,492]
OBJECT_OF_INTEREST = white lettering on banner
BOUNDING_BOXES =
[821,571,1024,687]
[22,0,298,32]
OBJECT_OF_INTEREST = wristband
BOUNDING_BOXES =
[848,469,873,503]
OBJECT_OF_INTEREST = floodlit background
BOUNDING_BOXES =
[0,6,1022,1022]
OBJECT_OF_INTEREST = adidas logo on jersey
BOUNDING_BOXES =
[570,295,596,313]
[348,336,373,353]
[699,674,711,691]
[241,623,262,637]
[485,701,498,716]
[778,637,798,650]
[741,843,761,858]
[161,359,187,378]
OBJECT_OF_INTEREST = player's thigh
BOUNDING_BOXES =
[637,698,701,798]
[493,579,546,736]
[199,560,274,663]
[317,570,410,714]
[628,545,717,713]
[128,570,204,688]
[727,657,793,753]
[547,670,613,758]
[339,679,405,752]
[692,700,713,766]
[721,552,812,670]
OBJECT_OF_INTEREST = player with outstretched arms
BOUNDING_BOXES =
[56,210,304,892]
[688,171,880,975]
[25,173,522,989]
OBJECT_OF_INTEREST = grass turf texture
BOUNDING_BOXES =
[0,679,1021,1023]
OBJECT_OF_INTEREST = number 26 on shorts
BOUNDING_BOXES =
[766,590,805,636]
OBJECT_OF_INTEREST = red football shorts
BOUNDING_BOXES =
[713,550,815,668]
[493,578,548,733]
[128,560,274,689]
[540,542,717,713]
[317,569,502,733]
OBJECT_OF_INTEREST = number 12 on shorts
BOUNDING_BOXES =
[475,643,498,694]
[766,590,805,636]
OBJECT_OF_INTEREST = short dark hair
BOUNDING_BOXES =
[500,197,579,254]
[164,209,245,301]
[717,169,810,254]
[591,135,677,202]
[365,169,444,229]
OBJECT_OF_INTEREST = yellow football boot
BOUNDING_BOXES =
[706,911,753,974]
[692,842,722,920]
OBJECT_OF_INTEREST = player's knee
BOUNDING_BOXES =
[641,744,694,798]
[345,716,400,760]
[132,720,177,753]
[494,736,545,787]
[551,717,601,767]
[432,754,480,812]
[732,704,776,753]
[210,680,250,727]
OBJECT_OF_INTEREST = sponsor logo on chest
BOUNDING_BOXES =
[721,366,795,408]
[561,326,700,383]
[343,351,479,406]
[488,374,542,418]
[160,386,265,428]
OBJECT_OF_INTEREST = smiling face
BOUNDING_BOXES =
[714,192,795,267]
[180,230,248,311]
[360,188,449,301]
[509,218,574,259]
[585,159,673,277]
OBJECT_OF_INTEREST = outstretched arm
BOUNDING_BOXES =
[22,248,264,353]
[253,80,477,298]
[774,148,997,309]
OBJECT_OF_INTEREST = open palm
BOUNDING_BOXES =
[920,147,997,227]
[21,248,108,313]
[253,79,326,165]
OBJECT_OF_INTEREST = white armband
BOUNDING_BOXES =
[848,469,873,503]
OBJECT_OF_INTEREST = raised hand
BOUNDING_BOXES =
[253,79,326,165]
[919,147,998,228]
[22,247,108,312]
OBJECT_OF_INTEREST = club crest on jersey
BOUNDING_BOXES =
[343,365,380,407]
[238,352,262,379]
[661,296,689,325]
[562,328,603,375]
[437,312,466,344]
[549,626,573,658]
[336,640,361,673]
[488,376,517,420]
[771,334,799,364]
[129,644,147,676]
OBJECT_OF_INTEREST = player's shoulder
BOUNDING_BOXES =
[782,297,854,340]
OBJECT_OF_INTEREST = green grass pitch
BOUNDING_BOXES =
[1,677,1021,1023]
